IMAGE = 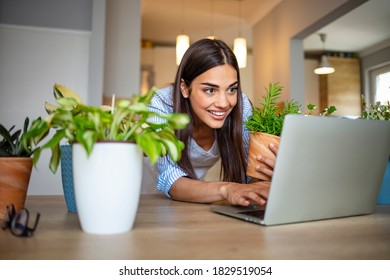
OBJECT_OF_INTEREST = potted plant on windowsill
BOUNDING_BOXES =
[0,117,41,219]
[24,85,189,234]
[244,82,336,180]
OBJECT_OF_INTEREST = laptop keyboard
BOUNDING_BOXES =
[238,209,265,219]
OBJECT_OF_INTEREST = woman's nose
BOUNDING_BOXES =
[214,92,229,108]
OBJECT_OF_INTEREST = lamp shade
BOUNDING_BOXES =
[233,37,247,68]
[314,55,335,75]
[176,34,190,65]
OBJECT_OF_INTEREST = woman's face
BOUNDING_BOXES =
[181,64,238,130]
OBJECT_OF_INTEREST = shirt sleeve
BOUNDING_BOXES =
[242,93,252,159]
[148,86,189,197]
[242,94,253,183]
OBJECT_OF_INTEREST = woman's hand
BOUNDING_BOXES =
[255,143,278,181]
[219,181,270,206]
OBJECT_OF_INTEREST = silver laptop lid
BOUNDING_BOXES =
[263,115,390,225]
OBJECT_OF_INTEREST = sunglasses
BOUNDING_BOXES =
[1,204,40,237]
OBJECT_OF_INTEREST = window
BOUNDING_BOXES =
[370,64,390,105]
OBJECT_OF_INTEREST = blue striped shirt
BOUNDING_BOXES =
[148,86,252,197]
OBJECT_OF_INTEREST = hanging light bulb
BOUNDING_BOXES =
[314,55,335,74]
[314,33,335,75]
[233,0,247,68]
[234,37,247,68]
[176,0,189,65]
[176,34,190,65]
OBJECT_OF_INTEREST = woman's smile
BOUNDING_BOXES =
[182,64,238,129]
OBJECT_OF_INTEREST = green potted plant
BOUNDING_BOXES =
[24,84,189,234]
[43,84,110,213]
[361,97,390,204]
[244,82,336,180]
[0,117,41,219]
[361,96,390,121]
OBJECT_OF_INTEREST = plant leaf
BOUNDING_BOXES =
[54,84,84,104]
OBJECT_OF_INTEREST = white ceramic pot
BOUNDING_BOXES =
[72,142,143,234]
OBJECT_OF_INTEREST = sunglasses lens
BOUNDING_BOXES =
[2,204,39,237]
[11,210,28,236]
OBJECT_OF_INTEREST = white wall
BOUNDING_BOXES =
[0,24,90,195]
[304,59,321,115]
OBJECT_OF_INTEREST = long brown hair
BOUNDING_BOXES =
[172,38,247,183]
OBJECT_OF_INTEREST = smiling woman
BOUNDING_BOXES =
[181,64,238,133]
[147,38,274,207]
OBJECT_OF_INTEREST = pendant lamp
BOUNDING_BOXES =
[314,33,335,75]
[234,37,247,68]
[176,34,189,65]
[233,0,247,68]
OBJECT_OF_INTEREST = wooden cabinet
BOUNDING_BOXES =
[319,57,361,117]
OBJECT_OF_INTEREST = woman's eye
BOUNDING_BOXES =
[204,88,215,94]
[227,87,238,95]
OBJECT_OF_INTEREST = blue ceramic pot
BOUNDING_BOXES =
[60,144,77,212]
[377,159,390,204]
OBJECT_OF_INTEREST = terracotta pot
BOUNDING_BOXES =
[0,157,33,219]
[246,132,280,181]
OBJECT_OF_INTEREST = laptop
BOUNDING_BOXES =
[211,115,390,226]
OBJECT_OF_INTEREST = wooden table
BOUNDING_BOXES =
[0,194,389,260]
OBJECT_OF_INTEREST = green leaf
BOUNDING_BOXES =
[307,103,316,111]
[137,132,162,165]
[49,144,60,173]
[56,97,79,109]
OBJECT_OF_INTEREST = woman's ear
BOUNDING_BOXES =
[180,79,189,98]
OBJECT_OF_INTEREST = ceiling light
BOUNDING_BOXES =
[233,0,247,68]
[176,34,189,65]
[234,37,247,68]
[314,33,335,75]
[314,55,335,74]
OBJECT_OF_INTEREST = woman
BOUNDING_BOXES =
[148,38,276,206]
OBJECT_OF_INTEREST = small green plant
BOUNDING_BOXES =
[0,117,39,157]
[244,83,300,136]
[306,103,337,116]
[23,84,190,173]
[361,96,390,120]
[244,82,337,136]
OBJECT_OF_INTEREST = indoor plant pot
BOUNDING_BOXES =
[0,157,32,219]
[25,84,189,234]
[244,82,336,180]
[244,83,299,180]
[73,142,142,234]
[377,157,390,204]
[60,144,77,212]
[246,132,279,181]
[0,118,41,219]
